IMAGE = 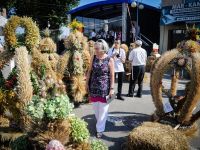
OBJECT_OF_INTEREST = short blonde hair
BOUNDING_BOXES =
[120,44,128,53]
[95,39,109,53]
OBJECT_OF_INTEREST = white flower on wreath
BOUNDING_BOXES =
[46,140,65,150]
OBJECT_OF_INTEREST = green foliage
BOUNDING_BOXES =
[16,34,26,46]
[0,71,5,89]
[27,95,73,120]
[40,64,46,80]
[69,116,90,143]
[1,0,80,28]
[27,95,46,120]
[0,0,15,9]
[45,95,73,119]
[91,140,108,150]
[0,67,18,90]
[7,67,17,80]
[10,135,28,150]
[30,71,40,95]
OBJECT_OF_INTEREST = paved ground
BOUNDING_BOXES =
[73,73,200,150]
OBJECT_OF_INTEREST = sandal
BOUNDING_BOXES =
[96,132,103,138]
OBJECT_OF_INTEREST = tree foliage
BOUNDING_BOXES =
[0,0,80,29]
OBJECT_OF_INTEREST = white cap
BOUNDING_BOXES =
[135,40,142,46]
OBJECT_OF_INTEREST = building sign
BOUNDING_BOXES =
[161,0,200,25]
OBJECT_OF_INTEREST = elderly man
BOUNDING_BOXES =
[126,40,147,98]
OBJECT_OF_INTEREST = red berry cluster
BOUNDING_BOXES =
[5,76,17,90]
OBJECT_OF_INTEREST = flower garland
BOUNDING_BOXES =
[4,16,40,52]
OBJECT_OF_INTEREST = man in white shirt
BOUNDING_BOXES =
[108,40,126,100]
[127,40,147,98]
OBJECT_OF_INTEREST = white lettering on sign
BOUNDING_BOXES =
[172,3,184,9]
[188,1,200,7]
[177,16,200,21]
[162,0,200,24]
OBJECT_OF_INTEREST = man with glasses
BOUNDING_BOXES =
[108,40,126,100]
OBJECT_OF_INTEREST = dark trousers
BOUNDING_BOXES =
[115,72,124,97]
[128,66,145,96]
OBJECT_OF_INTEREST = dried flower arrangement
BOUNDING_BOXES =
[32,28,59,81]
[150,38,200,136]
[4,16,40,52]
[61,30,91,104]
[0,16,107,150]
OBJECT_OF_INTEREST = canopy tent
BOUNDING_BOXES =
[68,0,161,19]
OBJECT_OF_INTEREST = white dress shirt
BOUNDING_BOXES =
[108,48,126,72]
[129,47,147,66]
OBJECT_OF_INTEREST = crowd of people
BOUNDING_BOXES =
[86,39,147,138]
[89,29,122,46]
[88,22,140,47]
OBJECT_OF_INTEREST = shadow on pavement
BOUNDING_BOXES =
[121,113,151,129]
[141,90,151,95]
[121,89,151,96]
[82,112,151,150]
[82,114,96,136]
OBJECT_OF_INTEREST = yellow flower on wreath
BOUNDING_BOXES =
[69,19,84,31]
[4,16,40,52]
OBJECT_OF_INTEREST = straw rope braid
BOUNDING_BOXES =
[70,76,86,102]
[178,53,200,124]
[57,51,71,79]
[170,70,179,97]
[15,46,33,131]
[150,49,179,116]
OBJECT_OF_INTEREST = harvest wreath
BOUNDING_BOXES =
[4,16,40,52]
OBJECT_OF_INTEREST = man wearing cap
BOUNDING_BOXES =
[127,40,147,98]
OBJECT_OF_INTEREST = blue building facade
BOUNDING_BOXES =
[160,0,200,53]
